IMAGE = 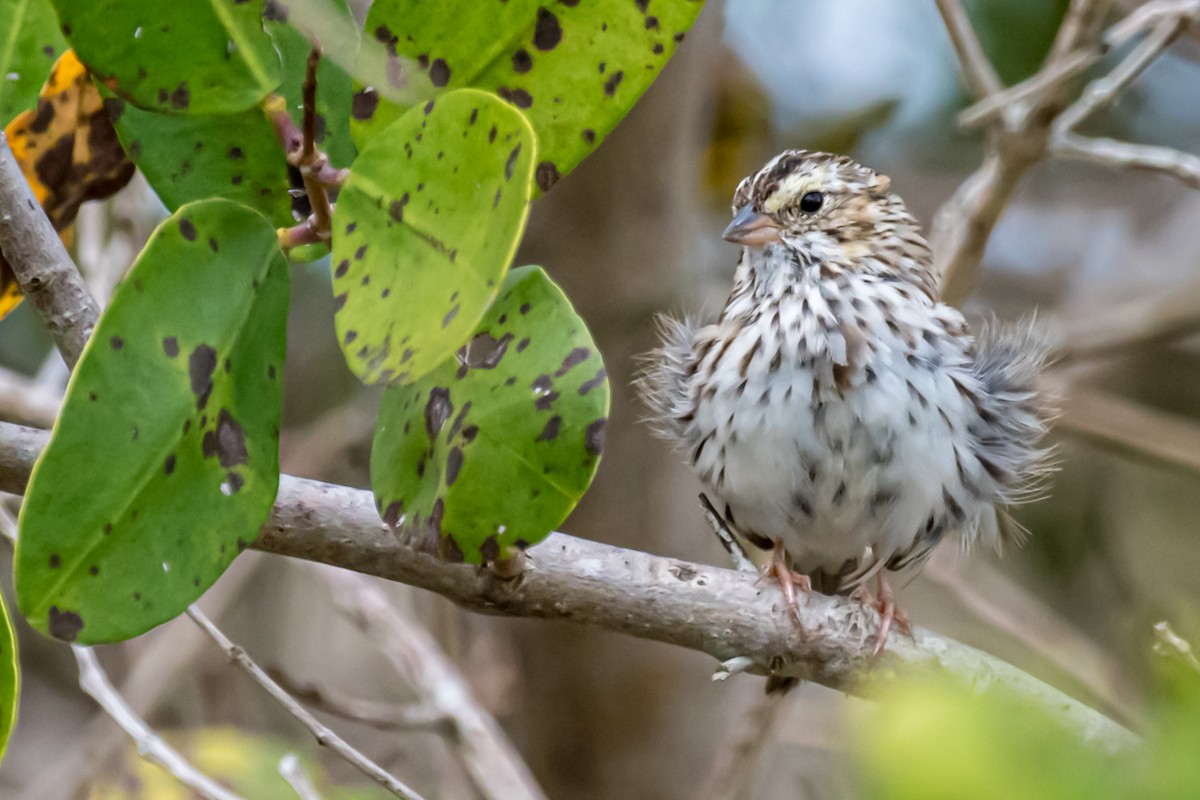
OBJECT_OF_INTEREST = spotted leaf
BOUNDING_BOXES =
[351,0,704,194]
[332,88,535,385]
[104,93,295,226]
[372,265,609,563]
[15,199,288,644]
[0,50,135,321]
[0,0,67,124]
[0,594,17,764]
[50,0,282,114]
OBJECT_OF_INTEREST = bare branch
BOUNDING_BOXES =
[323,569,549,800]
[268,670,456,735]
[959,47,1100,129]
[933,0,1004,97]
[299,46,335,239]
[1050,0,1118,61]
[186,607,429,800]
[1052,134,1200,188]
[279,753,326,800]
[0,133,101,367]
[0,422,1135,753]
[1057,384,1200,475]
[697,693,790,800]
[73,647,247,800]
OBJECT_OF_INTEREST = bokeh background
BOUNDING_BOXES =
[3,1,1200,798]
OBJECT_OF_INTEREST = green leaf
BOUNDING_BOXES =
[0,0,67,124]
[351,0,704,193]
[15,199,289,644]
[0,593,18,764]
[104,94,295,227]
[372,265,609,564]
[50,0,282,114]
[854,679,1121,800]
[331,88,535,385]
[265,0,357,168]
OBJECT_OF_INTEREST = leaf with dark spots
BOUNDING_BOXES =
[372,266,608,564]
[505,143,522,180]
[535,161,560,192]
[604,70,624,96]
[188,344,217,409]
[446,446,464,485]
[352,88,379,120]
[48,606,83,642]
[201,409,249,469]
[537,415,563,441]
[333,89,535,385]
[585,418,606,455]
[554,346,590,377]
[429,58,451,86]
[352,0,702,195]
[16,200,288,644]
[578,367,606,395]
[533,7,563,50]
[110,336,124,350]
[425,387,453,437]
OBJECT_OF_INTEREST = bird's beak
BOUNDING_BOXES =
[722,206,782,246]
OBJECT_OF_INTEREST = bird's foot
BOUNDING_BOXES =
[866,573,912,657]
[761,540,812,625]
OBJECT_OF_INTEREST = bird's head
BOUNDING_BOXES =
[724,150,931,287]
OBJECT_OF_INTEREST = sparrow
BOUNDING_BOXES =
[639,150,1054,651]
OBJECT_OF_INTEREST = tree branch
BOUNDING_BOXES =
[0,133,100,368]
[933,0,1004,97]
[0,420,1136,753]
[187,607,429,800]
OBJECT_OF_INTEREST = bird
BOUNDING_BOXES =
[638,150,1055,652]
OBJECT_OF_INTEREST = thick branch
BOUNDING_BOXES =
[0,421,1136,753]
[0,134,100,368]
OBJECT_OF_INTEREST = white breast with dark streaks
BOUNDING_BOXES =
[684,253,999,580]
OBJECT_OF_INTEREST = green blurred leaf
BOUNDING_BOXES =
[16,199,288,644]
[0,593,18,764]
[331,88,535,385]
[372,265,609,563]
[50,0,282,114]
[854,680,1120,800]
[0,0,67,124]
[104,94,294,226]
[351,0,705,193]
[265,0,357,168]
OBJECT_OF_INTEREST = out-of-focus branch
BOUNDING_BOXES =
[279,753,326,800]
[73,647,246,800]
[0,134,100,367]
[1056,384,1200,475]
[187,607,429,800]
[696,693,790,800]
[933,0,1004,96]
[322,568,549,800]
[269,670,456,735]
[928,0,1200,300]
[0,366,61,428]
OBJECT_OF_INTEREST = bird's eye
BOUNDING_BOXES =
[798,191,824,213]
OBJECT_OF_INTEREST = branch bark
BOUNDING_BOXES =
[0,420,1136,753]
[0,133,101,367]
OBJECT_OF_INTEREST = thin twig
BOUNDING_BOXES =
[279,753,326,800]
[1056,385,1200,476]
[959,47,1101,129]
[322,569,549,800]
[299,46,335,239]
[933,0,1004,97]
[0,133,101,367]
[74,647,247,800]
[1052,134,1200,188]
[268,670,456,735]
[186,607,429,800]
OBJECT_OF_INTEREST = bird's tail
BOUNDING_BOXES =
[634,314,700,445]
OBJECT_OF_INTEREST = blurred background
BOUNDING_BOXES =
[3,0,1200,798]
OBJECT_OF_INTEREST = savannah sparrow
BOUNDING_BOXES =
[640,150,1054,650]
